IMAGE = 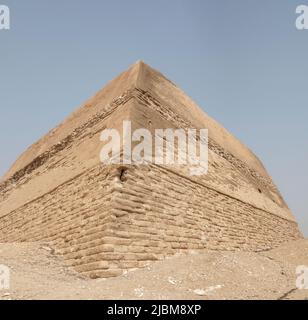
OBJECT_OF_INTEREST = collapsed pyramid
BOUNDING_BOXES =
[0,61,302,278]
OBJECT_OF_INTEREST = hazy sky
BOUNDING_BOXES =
[0,0,307,236]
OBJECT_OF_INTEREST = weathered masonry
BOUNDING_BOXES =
[0,61,302,278]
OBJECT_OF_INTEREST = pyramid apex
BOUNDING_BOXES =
[130,59,151,74]
[130,59,146,73]
[134,59,145,65]
[130,59,147,69]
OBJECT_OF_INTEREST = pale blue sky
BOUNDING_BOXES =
[0,0,307,236]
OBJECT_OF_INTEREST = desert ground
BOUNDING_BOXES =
[0,239,307,300]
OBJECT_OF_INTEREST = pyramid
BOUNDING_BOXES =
[0,61,302,278]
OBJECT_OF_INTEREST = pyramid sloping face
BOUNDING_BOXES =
[0,61,302,278]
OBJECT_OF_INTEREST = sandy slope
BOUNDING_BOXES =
[0,240,307,300]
